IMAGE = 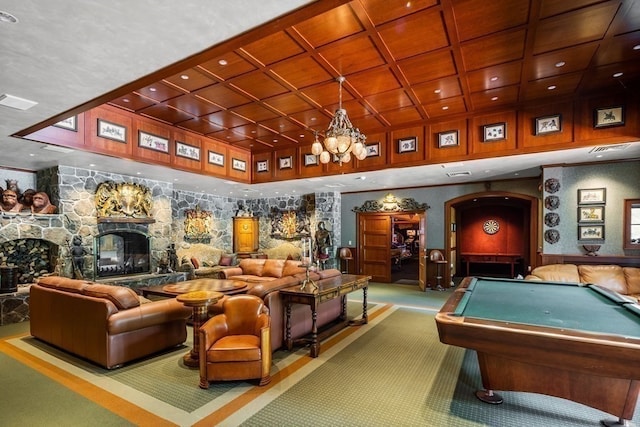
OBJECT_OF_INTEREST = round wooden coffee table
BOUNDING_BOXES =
[162,279,247,295]
[176,290,223,368]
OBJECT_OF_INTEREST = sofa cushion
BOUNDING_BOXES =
[219,255,234,266]
[82,284,141,310]
[578,265,627,294]
[36,276,91,293]
[623,267,640,296]
[263,259,285,278]
[282,260,305,277]
[191,257,200,269]
[240,258,266,276]
[527,264,580,283]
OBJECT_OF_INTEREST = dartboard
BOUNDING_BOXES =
[483,219,500,235]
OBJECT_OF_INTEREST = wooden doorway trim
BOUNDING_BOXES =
[444,191,539,281]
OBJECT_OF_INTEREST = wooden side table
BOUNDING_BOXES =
[176,290,223,368]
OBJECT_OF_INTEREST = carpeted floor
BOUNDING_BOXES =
[0,282,638,426]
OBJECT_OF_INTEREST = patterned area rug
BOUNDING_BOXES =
[3,303,638,426]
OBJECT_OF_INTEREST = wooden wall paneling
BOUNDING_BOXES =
[390,125,425,164]
[172,130,203,173]
[274,147,298,180]
[252,151,273,183]
[26,112,86,149]
[470,111,517,154]
[576,93,639,144]
[202,139,229,178]
[429,119,468,162]
[132,120,172,165]
[356,131,387,169]
[85,105,132,157]
[519,102,574,148]
[227,146,251,182]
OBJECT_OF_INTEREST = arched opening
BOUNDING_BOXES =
[445,191,539,283]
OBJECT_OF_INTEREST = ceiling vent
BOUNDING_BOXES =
[325,183,346,188]
[41,145,74,154]
[447,171,472,177]
[589,144,630,153]
[0,94,38,110]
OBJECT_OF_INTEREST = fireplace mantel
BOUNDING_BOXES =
[97,217,156,224]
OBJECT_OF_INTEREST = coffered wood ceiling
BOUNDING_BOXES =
[28,0,640,155]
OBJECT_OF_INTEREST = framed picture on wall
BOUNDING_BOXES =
[594,106,624,128]
[175,141,200,161]
[397,137,417,153]
[304,153,318,166]
[97,119,127,143]
[578,224,605,241]
[138,131,169,153]
[578,188,606,204]
[534,114,561,135]
[232,158,246,172]
[438,130,458,147]
[279,156,293,169]
[577,206,604,222]
[366,142,380,157]
[256,159,268,172]
[208,151,224,166]
[483,123,506,142]
[54,116,77,132]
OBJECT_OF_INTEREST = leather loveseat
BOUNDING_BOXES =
[218,258,343,352]
[30,276,192,368]
[525,264,640,301]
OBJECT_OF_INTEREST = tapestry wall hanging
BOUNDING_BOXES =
[184,205,212,243]
[270,208,311,239]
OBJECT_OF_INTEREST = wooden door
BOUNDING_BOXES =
[233,217,259,253]
[358,213,392,282]
[418,212,427,291]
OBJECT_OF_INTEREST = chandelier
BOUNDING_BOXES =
[311,76,367,165]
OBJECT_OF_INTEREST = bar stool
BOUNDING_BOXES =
[339,247,354,274]
[429,249,447,291]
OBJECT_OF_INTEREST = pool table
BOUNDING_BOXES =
[436,276,640,427]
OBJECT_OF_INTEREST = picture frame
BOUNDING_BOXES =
[175,141,200,161]
[232,158,246,172]
[138,130,169,153]
[366,142,380,157]
[578,224,605,241]
[438,130,459,148]
[534,114,561,135]
[483,123,506,142]
[208,151,224,166]
[578,206,605,222]
[578,188,606,205]
[97,119,127,143]
[304,153,318,166]
[279,156,293,169]
[594,106,624,128]
[398,137,417,153]
[53,116,77,132]
[256,159,269,173]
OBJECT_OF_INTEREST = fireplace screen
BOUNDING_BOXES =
[95,232,150,278]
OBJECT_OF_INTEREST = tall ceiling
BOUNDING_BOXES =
[2,0,640,196]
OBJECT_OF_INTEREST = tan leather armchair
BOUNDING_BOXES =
[198,294,271,389]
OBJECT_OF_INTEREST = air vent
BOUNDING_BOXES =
[41,145,74,154]
[240,188,258,193]
[325,183,346,188]
[589,144,630,153]
[447,171,472,177]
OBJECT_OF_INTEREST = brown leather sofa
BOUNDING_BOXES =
[217,258,343,352]
[30,276,192,369]
[525,264,640,301]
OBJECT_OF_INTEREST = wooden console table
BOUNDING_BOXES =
[280,274,371,358]
[461,253,522,277]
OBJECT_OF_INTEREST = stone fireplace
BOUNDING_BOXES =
[95,222,151,278]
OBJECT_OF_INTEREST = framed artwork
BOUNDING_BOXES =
[578,206,604,222]
[304,154,318,166]
[279,156,293,169]
[398,137,417,153]
[256,159,269,172]
[534,114,561,135]
[438,130,458,147]
[594,106,624,128]
[483,123,506,141]
[97,119,126,143]
[138,131,169,153]
[53,116,77,131]
[175,141,200,161]
[208,151,224,166]
[366,142,380,157]
[578,188,606,205]
[578,225,605,241]
[232,158,246,172]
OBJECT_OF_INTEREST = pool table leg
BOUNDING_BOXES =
[600,419,632,427]
[475,389,503,404]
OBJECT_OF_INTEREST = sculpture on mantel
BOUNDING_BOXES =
[31,192,58,214]
[0,189,23,212]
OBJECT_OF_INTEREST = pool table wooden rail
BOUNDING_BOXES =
[435,277,640,424]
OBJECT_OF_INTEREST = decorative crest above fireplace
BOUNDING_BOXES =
[95,181,155,223]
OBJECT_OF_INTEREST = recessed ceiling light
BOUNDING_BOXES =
[122,98,130,103]
[218,59,228,66]
[89,163,95,167]
[442,106,449,110]
[633,44,640,50]
[299,134,304,138]
[311,117,317,121]
[434,89,441,94]
[613,72,623,78]
[0,11,18,23]
[180,74,189,80]
[490,76,499,82]
[136,172,141,175]
[555,61,566,68]
[273,139,278,143]
[547,85,556,90]
[491,96,498,101]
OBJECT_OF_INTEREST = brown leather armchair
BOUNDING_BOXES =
[198,294,271,389]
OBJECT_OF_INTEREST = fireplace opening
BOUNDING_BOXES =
[0,239,57,284]
[95,231,150,278]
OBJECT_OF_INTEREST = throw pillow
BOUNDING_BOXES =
[219,255,233,266]
[191,257,200,269]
